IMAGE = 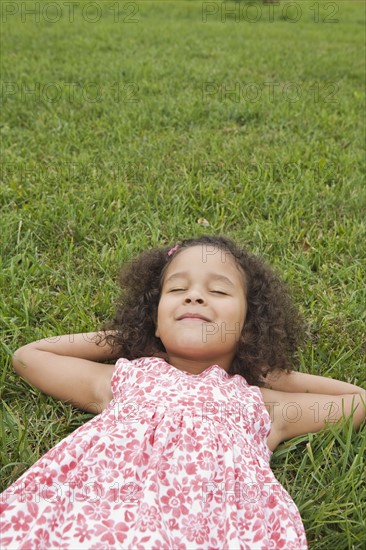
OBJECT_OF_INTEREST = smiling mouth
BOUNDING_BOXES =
[177,314,212,322]
[179,317,209,322]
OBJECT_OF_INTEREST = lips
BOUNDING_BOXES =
[177,313,211,322]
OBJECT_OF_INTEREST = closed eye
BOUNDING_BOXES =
[168,289,228,295]
[169,288,185,292]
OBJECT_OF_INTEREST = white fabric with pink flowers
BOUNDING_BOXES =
[0,356,307,549]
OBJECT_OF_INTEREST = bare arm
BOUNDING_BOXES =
[261,386,366,451]
[264,369,365,396]
[12,332,119,413]
[262,369,366,449]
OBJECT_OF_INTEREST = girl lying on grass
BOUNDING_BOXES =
[1,235,365,549]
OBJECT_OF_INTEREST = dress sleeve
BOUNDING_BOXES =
[110,357,130,399]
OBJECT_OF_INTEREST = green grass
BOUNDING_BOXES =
[1,0,365,547]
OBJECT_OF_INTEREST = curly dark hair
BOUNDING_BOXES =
[97,235,306,386]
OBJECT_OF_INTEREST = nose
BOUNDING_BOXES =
[184,289,205,304]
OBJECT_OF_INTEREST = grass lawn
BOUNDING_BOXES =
[1,0,365,547]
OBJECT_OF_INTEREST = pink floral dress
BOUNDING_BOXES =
[0,357,308,549]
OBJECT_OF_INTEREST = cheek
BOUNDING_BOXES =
[233,304,246,332]
[154,307,161,337]
[155,302,168,337]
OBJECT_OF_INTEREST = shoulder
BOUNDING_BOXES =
[259,387,287,450]
[97,363,116,410]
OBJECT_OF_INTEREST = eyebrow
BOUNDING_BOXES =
[164,271,235,288]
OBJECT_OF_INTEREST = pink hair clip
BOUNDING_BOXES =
[167,244,180,257]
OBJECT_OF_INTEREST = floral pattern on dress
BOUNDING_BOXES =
[0,357,308,549]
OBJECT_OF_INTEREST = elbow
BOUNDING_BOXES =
[12,345,29,374]
[12,349,22,374]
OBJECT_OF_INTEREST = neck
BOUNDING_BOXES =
[165,353,233,375]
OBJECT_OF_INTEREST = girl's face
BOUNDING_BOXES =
[155,245,247,373]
